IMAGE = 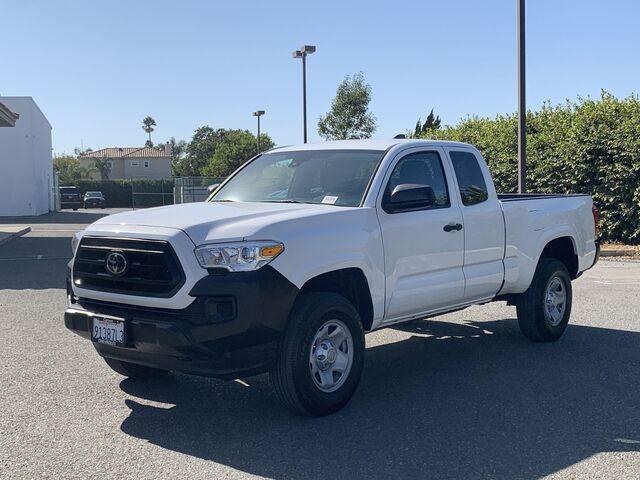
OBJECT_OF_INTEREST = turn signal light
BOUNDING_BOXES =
[260,245,284,257]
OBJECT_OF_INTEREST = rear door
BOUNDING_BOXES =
[444,148,505,301]
[377,148,465,322]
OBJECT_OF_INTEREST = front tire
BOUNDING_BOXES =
[271,292,365,416]
[103,358,169,380]
[516,258,572,342]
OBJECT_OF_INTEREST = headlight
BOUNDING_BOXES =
[71,232,82,255]
[194,241,284,272]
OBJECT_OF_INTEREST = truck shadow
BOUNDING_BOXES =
[119,319,640,479]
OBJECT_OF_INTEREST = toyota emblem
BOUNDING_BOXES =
[105,251,128,276]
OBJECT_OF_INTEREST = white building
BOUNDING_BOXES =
[0,97,53,216]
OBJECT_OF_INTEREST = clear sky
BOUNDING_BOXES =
[2,0,639,155]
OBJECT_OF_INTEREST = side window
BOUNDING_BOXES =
[384,151,450,209]
[449,151,489,206]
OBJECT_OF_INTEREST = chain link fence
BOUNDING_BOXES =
[131,178,174,209]
[60,177,226,210]
[173,177,225,204]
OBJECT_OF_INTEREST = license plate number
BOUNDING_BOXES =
[91,316,125,346]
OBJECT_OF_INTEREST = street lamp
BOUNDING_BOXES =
[517,0,526,193]
[253,110,265,153]
[292,44,316,143]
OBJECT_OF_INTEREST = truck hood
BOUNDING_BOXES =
[91,201,345,245]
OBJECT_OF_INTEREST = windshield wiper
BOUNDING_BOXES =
[211,199,235,202]
[262,199,304,204]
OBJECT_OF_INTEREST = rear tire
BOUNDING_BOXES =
[516,258,572,342]
[271,292,365,416]
[103,358,169,380]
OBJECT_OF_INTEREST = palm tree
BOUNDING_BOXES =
[91,157,112,180]
[142,116,157,146]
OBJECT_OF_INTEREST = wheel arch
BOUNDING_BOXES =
[298,268,375,331]
[538,236,579,279]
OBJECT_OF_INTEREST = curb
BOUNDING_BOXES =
[600,249,639,258]
[0,226,31,247]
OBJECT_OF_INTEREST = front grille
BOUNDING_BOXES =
[72,236,185,297]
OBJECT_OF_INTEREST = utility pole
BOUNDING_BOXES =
[517,0,527,193]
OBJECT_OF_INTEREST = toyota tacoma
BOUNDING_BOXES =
[65,139,599,415]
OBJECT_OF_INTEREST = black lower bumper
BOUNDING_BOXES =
[64,266,299,379]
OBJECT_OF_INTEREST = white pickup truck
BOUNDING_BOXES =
[65,139,599,415]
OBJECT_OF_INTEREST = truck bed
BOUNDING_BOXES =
[498,193,590,202]
[497,193,597,295]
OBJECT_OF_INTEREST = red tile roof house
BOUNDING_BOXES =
[79,144,174,180]
[0,100,20,127]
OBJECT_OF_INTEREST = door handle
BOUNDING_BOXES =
[443,223,463,232]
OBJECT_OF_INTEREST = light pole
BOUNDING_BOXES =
[253,110,265,153]
[292,45,316,143]
[517,0,526,193]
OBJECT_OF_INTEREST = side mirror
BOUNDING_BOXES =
[386,184,436,212]
[207,183,220,194]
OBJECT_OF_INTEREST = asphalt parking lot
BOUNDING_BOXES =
[1,209,639,479]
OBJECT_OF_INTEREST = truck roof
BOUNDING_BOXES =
[271,138,473,153]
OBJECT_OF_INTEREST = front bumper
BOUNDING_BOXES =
[64,266,299,379]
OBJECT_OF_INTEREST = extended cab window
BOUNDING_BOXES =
[384,151,450,209]
[450,151,489,206]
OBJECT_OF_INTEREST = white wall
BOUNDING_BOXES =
[123,157,172,179]
[0,97,53,216]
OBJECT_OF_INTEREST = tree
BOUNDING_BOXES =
[175,126,223,176]
[417,91,640,244]
[318,72,377,140]
[202,129,274,177]
[163,137,188,176]
[142,116,157,146]
[73,147,93,156]
[53,155,88,184]
[166,137,187,158]
[413,109,442,136]
[175,126,274,177]
[90,157,112,180]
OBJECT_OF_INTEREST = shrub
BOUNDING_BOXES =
[419,92,640,244]
[70,179,175,208]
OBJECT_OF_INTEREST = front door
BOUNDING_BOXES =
[377,148,465,322]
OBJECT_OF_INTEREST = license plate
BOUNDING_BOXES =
[91,316,126,346]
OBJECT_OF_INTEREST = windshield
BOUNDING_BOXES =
[86,192,102,197]
[210,149,383,207]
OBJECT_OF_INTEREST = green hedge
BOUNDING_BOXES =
[71,179,175,208]
[419,92,640,244]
